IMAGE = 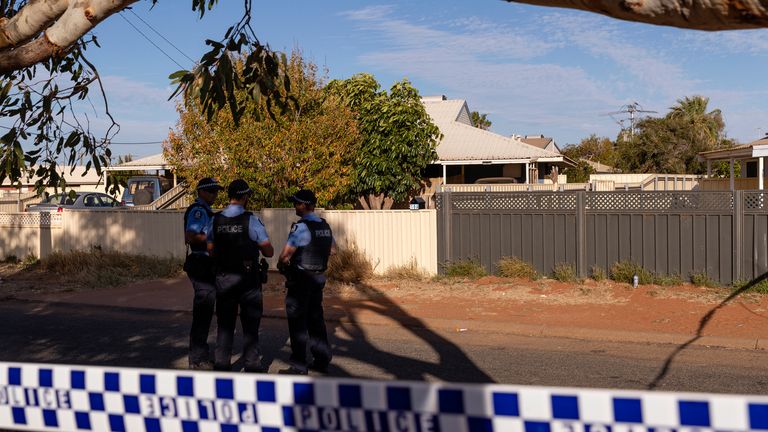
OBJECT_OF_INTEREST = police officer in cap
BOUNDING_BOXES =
[183,177,224,369]
[278,189,336,374]
[210,179,273,372]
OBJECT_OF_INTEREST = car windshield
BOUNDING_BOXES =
[128,181,155,195]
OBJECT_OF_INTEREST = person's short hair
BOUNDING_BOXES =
[228,179,253,199]
[287,189,317,205]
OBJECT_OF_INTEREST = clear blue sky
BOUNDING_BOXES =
[85,1,768,158]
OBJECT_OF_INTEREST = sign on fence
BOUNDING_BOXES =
[1,362,766,431]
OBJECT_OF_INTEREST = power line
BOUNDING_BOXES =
[108,141,165,145]
[126,9,196,64]
[119,13,186,69]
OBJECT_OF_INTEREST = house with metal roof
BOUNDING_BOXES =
[519,134,561,154]
[421,96,573,185]
[697,136,768,190]
[0,165,104,193]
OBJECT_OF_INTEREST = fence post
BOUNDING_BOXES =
[576,191,587,278]
[734,190,743,283]
[438,190,453,272]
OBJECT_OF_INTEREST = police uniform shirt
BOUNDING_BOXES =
[287,212,335,248]
[208,204,269,244]
[185,198,214,255]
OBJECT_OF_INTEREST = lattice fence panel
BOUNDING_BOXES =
[446,192,577,212]
[0,213,62,227]
[587,192,733,213]
[744,192,768,213]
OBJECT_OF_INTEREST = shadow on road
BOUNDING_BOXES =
[0,301,191,368]
[648,271,768,389]
[320,282,495,383]
[1,279,494,384]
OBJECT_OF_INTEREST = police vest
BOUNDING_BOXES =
[183,202,214,253]
[292,218,333,273]
[213,212,259,273]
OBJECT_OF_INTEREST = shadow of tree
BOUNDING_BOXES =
[318,281,495,383]
[648,271,768,389]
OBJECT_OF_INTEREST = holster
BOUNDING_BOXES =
[184,253,215,281]
[259,258,269,284]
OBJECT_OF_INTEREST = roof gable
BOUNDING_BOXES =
[421,97,563,162]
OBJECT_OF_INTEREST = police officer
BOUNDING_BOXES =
[278,189,336,374]
[183,177,224,370]
[210,179,273,372]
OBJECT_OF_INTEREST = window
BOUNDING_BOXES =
[98,195,118,207]
[128,181,155,194]
[83,195,98,207]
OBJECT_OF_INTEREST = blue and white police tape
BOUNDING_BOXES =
[0,361,767,432]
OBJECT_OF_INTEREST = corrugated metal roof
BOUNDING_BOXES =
[1,165,103,187]
[116,153,169,168]
[422,98,561,162]
[521,137,553,149]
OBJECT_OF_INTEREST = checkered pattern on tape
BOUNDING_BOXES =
[1,363,767,432]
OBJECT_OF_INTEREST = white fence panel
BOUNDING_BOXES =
[0,209,439,275]
[58,210,186,258]
[321,209,437,275]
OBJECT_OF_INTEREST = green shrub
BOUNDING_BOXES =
[496,256,538,280]
[690,271,719,288]
[552,263,577,282]
[383,258,426,280]
[327,243,373,283]
[22,253,40,268]
[731,278,768,294]
[3,255,18,264]
[609,261,653,285]
[442,259,487,279]
[653,273,683,286]
[590,265,606,281]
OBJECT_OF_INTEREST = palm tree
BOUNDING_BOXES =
[667,96,724,150]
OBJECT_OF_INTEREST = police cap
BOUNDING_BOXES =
[196,177,224,192]
[228,179,253,199]
[288,189,317,205]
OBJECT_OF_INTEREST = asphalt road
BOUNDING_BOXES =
[1,299,767,395]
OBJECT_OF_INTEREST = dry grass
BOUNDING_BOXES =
[690,271,720,288]
[40,250,182,289]
[383,258,427,280]
[609,261,653,285]
[327,243,373,284]
[552,263,578,283]
[590,265,606,282]
[496,256,539,280]
[441,259,487,279]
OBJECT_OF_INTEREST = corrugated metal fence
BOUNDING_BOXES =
[0,208,438,275]
[437,190,768,285]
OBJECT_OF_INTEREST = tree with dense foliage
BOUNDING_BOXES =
[616,96,727,174]
[0,0,762,197]
[0,0,291,196]
[326,74,442,210]
[470,111,492,130]
[562,160,595,183]
[561,134,616,167]
[165,52,359,208]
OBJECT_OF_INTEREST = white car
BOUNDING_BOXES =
[26,192,122,212]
